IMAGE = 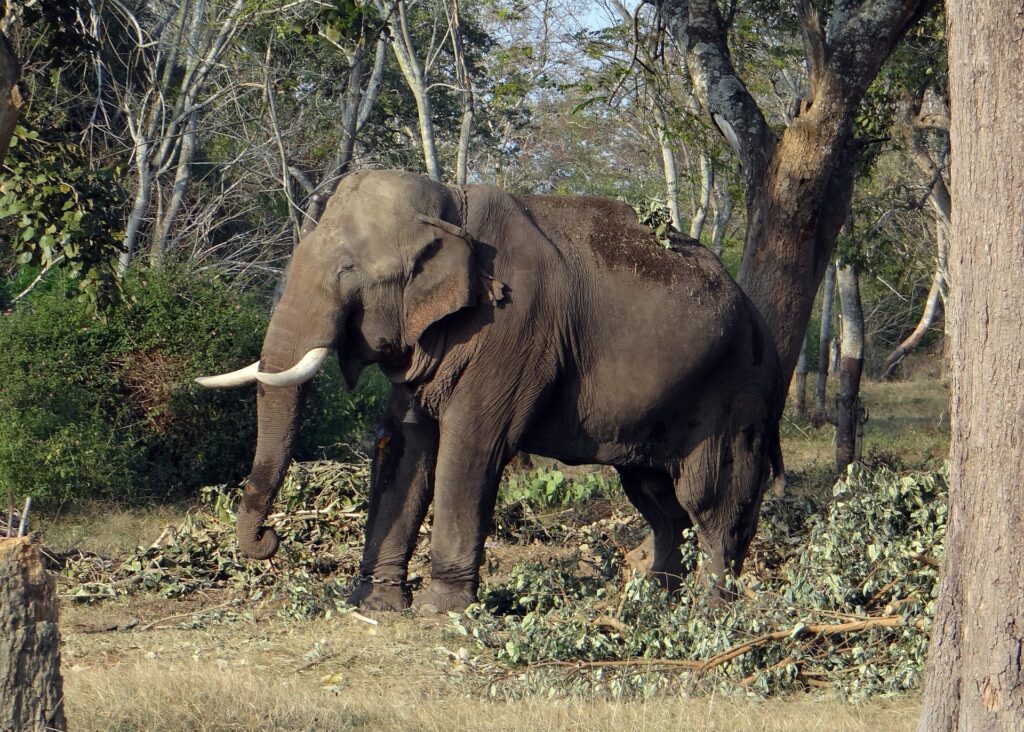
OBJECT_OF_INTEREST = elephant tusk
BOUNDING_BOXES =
[253,347,332,387]
[194,361,261,388]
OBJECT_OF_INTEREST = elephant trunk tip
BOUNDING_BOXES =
[238,525,280,560]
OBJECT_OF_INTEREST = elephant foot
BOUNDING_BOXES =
[412,580,476,615]
[348,576,412,612]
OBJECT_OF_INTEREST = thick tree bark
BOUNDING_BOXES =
[0,30,21,163]
[918,2,1024,727]
[0,538,67,732]
[658,0,933,388]
[835,262,864,470]
[814,261,836,419]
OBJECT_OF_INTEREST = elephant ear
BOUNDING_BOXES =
[403,215,477,344]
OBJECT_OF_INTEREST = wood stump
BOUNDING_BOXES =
[0,538,66,732]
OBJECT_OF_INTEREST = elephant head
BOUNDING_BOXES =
[196,171,479,559]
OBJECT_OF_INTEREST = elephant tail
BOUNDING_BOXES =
[768,422,786,499]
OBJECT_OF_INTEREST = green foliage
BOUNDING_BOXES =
[456,464,947,699]
[0,125,125,310]
[0,265,386,506]
[501,468,616,510]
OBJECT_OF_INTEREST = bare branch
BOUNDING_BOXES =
[796,0,827,100]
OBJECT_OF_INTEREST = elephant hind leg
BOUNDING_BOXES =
[675,426,767,606]
[618,467,693,592]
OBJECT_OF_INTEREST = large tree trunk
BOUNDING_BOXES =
[658,0,931,391]
[0,30,21,163]
[0,538,67,732]
[918,2,1024,727]
[814,261,836,419]
[835,263,864,470]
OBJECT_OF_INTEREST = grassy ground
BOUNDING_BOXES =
[47,374,948,732]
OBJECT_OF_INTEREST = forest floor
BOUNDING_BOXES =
[45,373,948,732]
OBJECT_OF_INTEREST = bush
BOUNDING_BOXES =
[0,265,387,507]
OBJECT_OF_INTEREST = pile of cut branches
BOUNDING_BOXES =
[454,464,947,699]
[62,459,375,618]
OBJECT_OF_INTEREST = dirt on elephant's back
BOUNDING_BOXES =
[519,194,731,296]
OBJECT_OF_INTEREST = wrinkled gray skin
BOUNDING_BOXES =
[235,170,783,613]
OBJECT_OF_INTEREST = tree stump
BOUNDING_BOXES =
[0,538,66,732]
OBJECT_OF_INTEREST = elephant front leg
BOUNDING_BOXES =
[349,393,438,612]
[412,433,506,614]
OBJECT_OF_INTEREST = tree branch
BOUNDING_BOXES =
[656,0,776,191]
[797,0,827,100]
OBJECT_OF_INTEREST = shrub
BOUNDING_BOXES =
[0,265,387,507]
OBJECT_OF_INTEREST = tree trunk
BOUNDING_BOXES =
[688,151,712,240]
[0,30,21,163]
[118,139,153,272]
[0,538,67,732]
[814,261,836,420]
[918,2,1024,727]
[450,0,473,186]
[880,229,945,380]
[151,111,198,263]
[653,106,682,231]
[835,263,864,470]
[792,328,811,420]
[387,0,442,181]
[709,172,733,258]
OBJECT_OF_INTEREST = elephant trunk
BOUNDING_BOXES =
[235,267,345,560]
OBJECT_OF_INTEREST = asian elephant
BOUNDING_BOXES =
[197,169,784,613]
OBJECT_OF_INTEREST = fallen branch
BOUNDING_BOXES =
[910,551,941,568]
[692,616,925,676]
[138,598,239,631]
[294,652,339,673]
[505,615,925,683]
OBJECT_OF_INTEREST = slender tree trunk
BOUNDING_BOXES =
[918,3,1024,727]
[835,263,864,470]
[119,139,153,272]
[0,30,21,163]
[814,261,836,419]
[689,151,712,240]
[709,173,733,257]
[653,106,682,231]
[387,0,442,181]
[151,111,198,263]
[0,538,67,732]
[792,328,811,420]
[450,0,473,186]
[880,222,947,380]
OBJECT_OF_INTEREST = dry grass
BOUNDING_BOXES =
[60,603,921,732]
[782,376,949,476]
[64,659,920,732]
[40,502,187,556]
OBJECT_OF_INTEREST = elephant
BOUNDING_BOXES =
[197,169,785,613]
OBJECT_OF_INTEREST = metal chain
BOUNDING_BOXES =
[354,573,414,590]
